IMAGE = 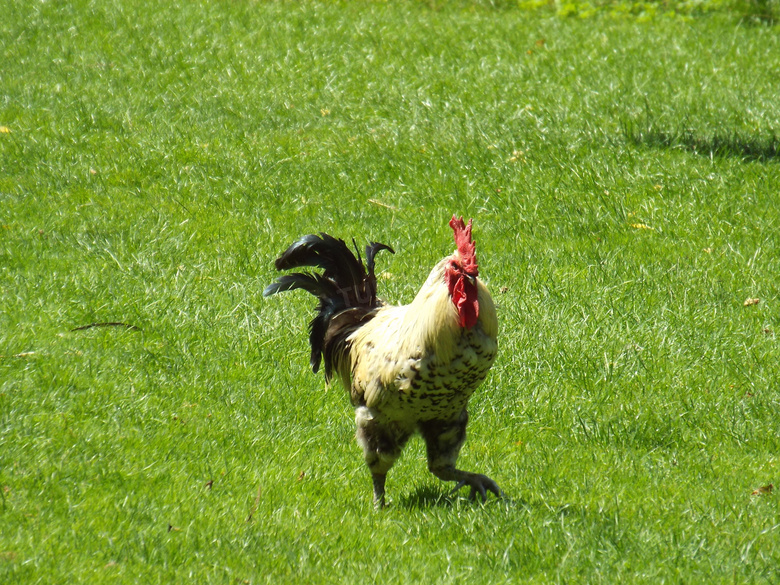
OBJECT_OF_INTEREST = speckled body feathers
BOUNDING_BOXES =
[346,257,497,420]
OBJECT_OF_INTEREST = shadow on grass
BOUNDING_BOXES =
[397,483,527,510]
[397,484,455,509]
[621,119,780,163]
[738,0,778,25]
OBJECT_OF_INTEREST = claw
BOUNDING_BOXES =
[450,473,502,502]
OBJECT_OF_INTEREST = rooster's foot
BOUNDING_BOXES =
[451,473,502,502]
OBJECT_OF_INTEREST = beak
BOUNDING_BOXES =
[465,274,477,286]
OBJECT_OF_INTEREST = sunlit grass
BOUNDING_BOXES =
[1,1,779,583]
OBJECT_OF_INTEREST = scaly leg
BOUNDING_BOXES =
[355,406,413,508]
[419,409,502,502]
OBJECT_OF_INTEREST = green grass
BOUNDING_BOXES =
[2,0,779,582]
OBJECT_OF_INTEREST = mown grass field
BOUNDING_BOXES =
[2,1,779,582]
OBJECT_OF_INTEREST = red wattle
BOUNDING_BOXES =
[451,275,479,329]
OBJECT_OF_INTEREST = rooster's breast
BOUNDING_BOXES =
[379,324,497,421]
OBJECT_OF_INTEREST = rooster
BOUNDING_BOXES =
[264,216,500,507]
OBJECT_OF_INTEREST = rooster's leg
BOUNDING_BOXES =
[355,406,412,508]
[419,409,502,502]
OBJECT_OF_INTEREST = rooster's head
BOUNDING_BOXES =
[445,215,480,329]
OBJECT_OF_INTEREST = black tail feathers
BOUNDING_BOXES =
[264,233,394,377]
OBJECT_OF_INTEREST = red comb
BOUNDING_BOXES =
[449,215,478,273]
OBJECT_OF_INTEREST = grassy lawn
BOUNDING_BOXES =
[2,0,779,582]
